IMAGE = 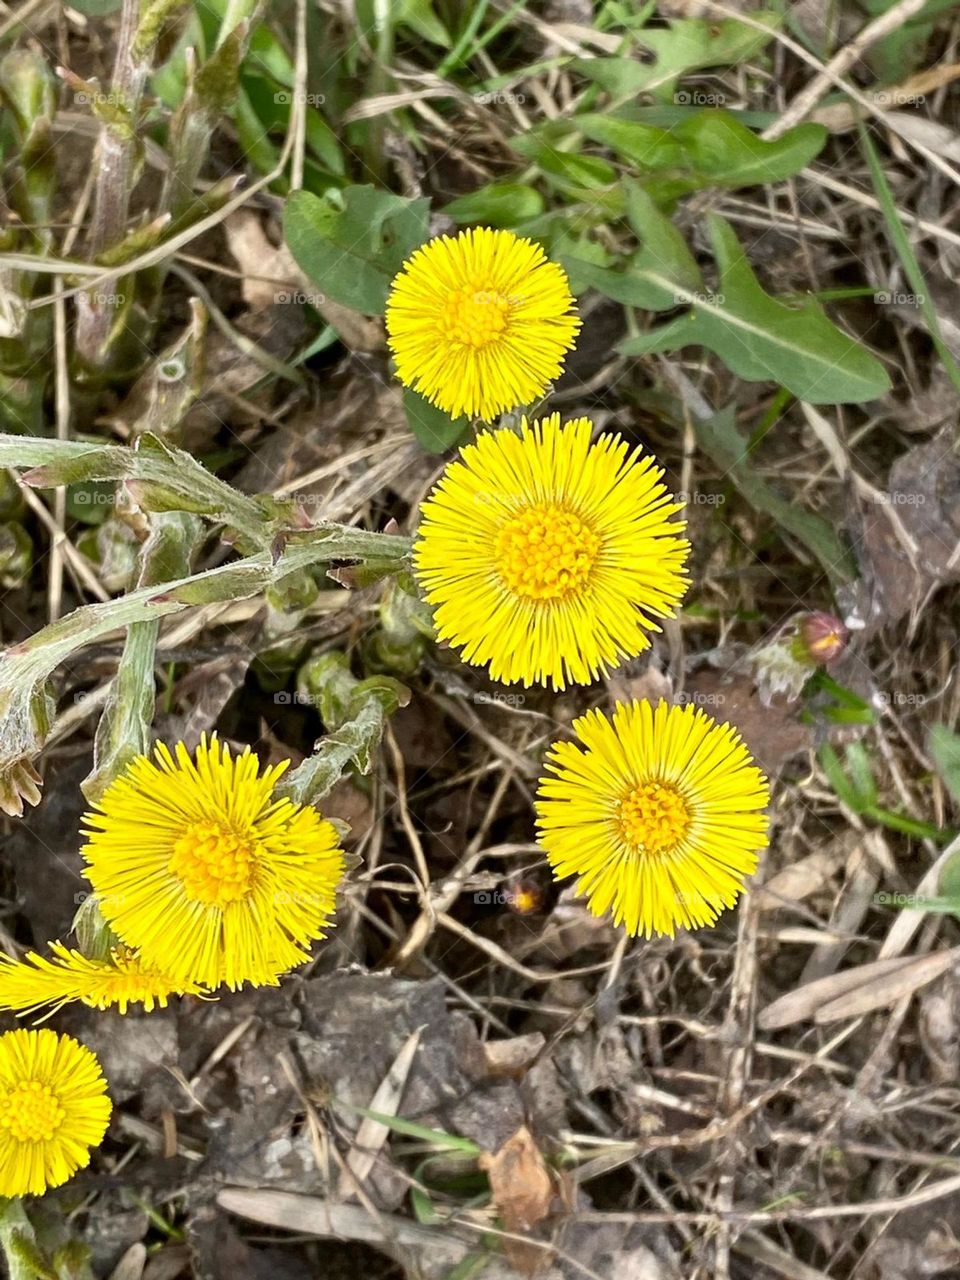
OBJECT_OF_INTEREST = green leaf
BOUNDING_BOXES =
[844,743,878,808]
[573,13,780,101]
[238,73,345,176]
[396,0,451,47]
[534,147,618,192]
[688,405,856,586]
[573,110,827,195]
[930,724,960,805]
[345,1104,482,1154]
[284,186,430,315]
[562,182,702,309]
[819,743,865,812]
[859,123,960,396]
[446,182,544,226]
[403,386,469,453]
[619,216,891,404]
[277,652,409,804]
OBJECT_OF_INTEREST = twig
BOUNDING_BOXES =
[766,0,931,138]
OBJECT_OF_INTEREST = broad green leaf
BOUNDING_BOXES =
[573,110,827,195]
[573,13,780,101]
[575,114,683,169]
[688,406,856,586]
[403,386,469,454]
[619,216,891,405]
[930,724,960,805]
[677,113,826,186]
[548,232,613,294]
[534,148,618,191]
[284,186,430,315]
[445,182,544,226]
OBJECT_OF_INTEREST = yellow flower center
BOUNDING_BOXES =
[441,284,511,348]
[496,503,600,602]
[0,1080,65,1143]
[618,780,691,855]
[169,819,258,907]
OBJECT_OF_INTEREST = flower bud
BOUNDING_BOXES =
[798,612,849,666]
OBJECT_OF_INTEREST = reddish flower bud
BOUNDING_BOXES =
[799,612,849,665]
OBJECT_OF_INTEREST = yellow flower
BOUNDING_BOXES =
[413,413,690,689]
[0,942,208,1020]
[81,735,346,991]
[0,1028,111,1197]
[385,227,580,421]
[536,700,770,937]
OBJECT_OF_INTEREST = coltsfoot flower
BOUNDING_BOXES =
[413,413,690,689]
[0,1028,111,1197]
[81,735,346,991]
[536,700,770,937]
[0,941,208,1019]
[385,227,580,420]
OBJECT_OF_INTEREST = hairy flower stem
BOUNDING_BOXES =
[0,527,411,791]
[75,0,188,374]
[0,1197,90,1280]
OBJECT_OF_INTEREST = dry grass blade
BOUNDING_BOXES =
[216,1188,470,1267]
[814,948,960,1024]
[338,1026,422,1202]
[759,955,935,1030]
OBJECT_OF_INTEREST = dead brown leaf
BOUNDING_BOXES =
[224,211,385,352]
[682,669,814,775]
[479,1125,556,1273]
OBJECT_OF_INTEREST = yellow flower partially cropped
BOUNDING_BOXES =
[414,413,690,689]
[0,1028,111,1197]
[0,942,208,1020]
[81,735,346,991]
[385,227,580,421]
[536,700,770,937]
